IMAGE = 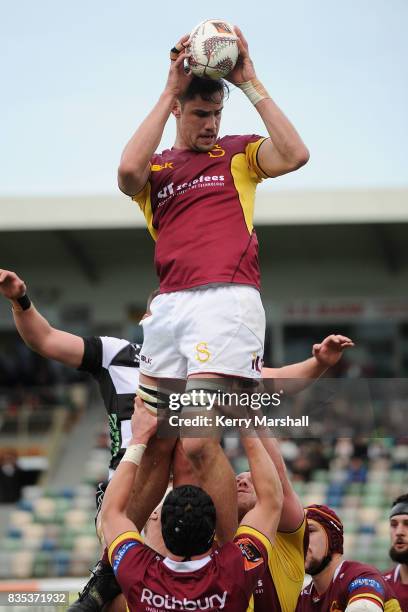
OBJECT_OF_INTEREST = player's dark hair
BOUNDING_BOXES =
[161,485,216,559]
[179,77,229,106]
[392,493,408,506]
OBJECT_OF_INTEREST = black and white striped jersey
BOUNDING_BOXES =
[79,336,141,472]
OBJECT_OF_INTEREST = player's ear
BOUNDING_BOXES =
[172,100,182,119]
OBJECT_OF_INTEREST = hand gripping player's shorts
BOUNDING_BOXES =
[140,285,265,379]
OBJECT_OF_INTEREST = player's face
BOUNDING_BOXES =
[178,94,223,152]
[236,471,257,517]
[305,520,328,574]
[390,515,408,563]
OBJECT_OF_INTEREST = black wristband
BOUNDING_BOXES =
[170,46,181,55]
[16,294,32,311]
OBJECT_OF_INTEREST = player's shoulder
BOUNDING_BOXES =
[340,560,387,597]
[98,336,141,368]
[342,559,383,578]
[219,134,265,150]
[153,148,177,164]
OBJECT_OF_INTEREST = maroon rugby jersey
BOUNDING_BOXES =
[108,526,272,611]
[383,566,408,611]
[133,135,268,293]
[296,560,401,611]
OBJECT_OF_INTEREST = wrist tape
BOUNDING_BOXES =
[237,78,270,106]
[12,294,32,312]
[121,444,147,466]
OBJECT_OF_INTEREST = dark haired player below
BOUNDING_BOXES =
[383,495,408,611]
[118,26,310,549]
[101,397,284,612]
[296,505,401,612]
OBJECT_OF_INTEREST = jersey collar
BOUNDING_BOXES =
[163,556,212,573]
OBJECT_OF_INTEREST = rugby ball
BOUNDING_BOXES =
[188,19,239,80]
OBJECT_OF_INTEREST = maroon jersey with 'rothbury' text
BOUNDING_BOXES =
[296,560,401,612]
[133,135,268,293]
[383,566,408,611]
[108,526,272,612]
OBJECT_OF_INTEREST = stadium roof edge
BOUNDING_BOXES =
[1,188,407,231]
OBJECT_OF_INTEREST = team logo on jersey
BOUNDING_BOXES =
[151,162,174,171]
[195,342,211,363]
[112,541,138,573]
[348,578,384,595]
[208,144,225,158]
[237,537,264,571]
[330,602,342,612]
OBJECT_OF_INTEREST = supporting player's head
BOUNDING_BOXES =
[389,493,408,564]
[305,504,344,576]
[161,485,216,559]
[173,77,229,152]
[236,472,257,520]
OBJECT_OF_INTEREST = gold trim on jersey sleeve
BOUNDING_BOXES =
[108,530,143,565]
[131,181,157,241]
[245,137,270,179]
[236,525,274,564]
[231,153,258,234]
[246,594,255,612]
[348,593,384,608]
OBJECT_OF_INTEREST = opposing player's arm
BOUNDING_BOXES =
[262,334,355,394]
[0,269,84,368]
[239,432,283,542]
[118,36,192,196]
[226,27,309,178]
[101,397,157,547]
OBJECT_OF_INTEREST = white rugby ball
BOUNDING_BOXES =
[188,19,239,80]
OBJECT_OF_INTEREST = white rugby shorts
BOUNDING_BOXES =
[139,285,265,379]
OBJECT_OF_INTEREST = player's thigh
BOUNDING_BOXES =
[140,293,187,379]
[180,286,266,378]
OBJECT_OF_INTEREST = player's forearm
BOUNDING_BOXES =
[263,357,327,394]
[102,460,139,521]
[256,97,309,169]
[241,434,283,510]
[118,90,176,194]
[12,304,54,354]
[257,434,304,526]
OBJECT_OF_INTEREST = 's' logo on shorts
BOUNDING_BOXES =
[195,342,211,363]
